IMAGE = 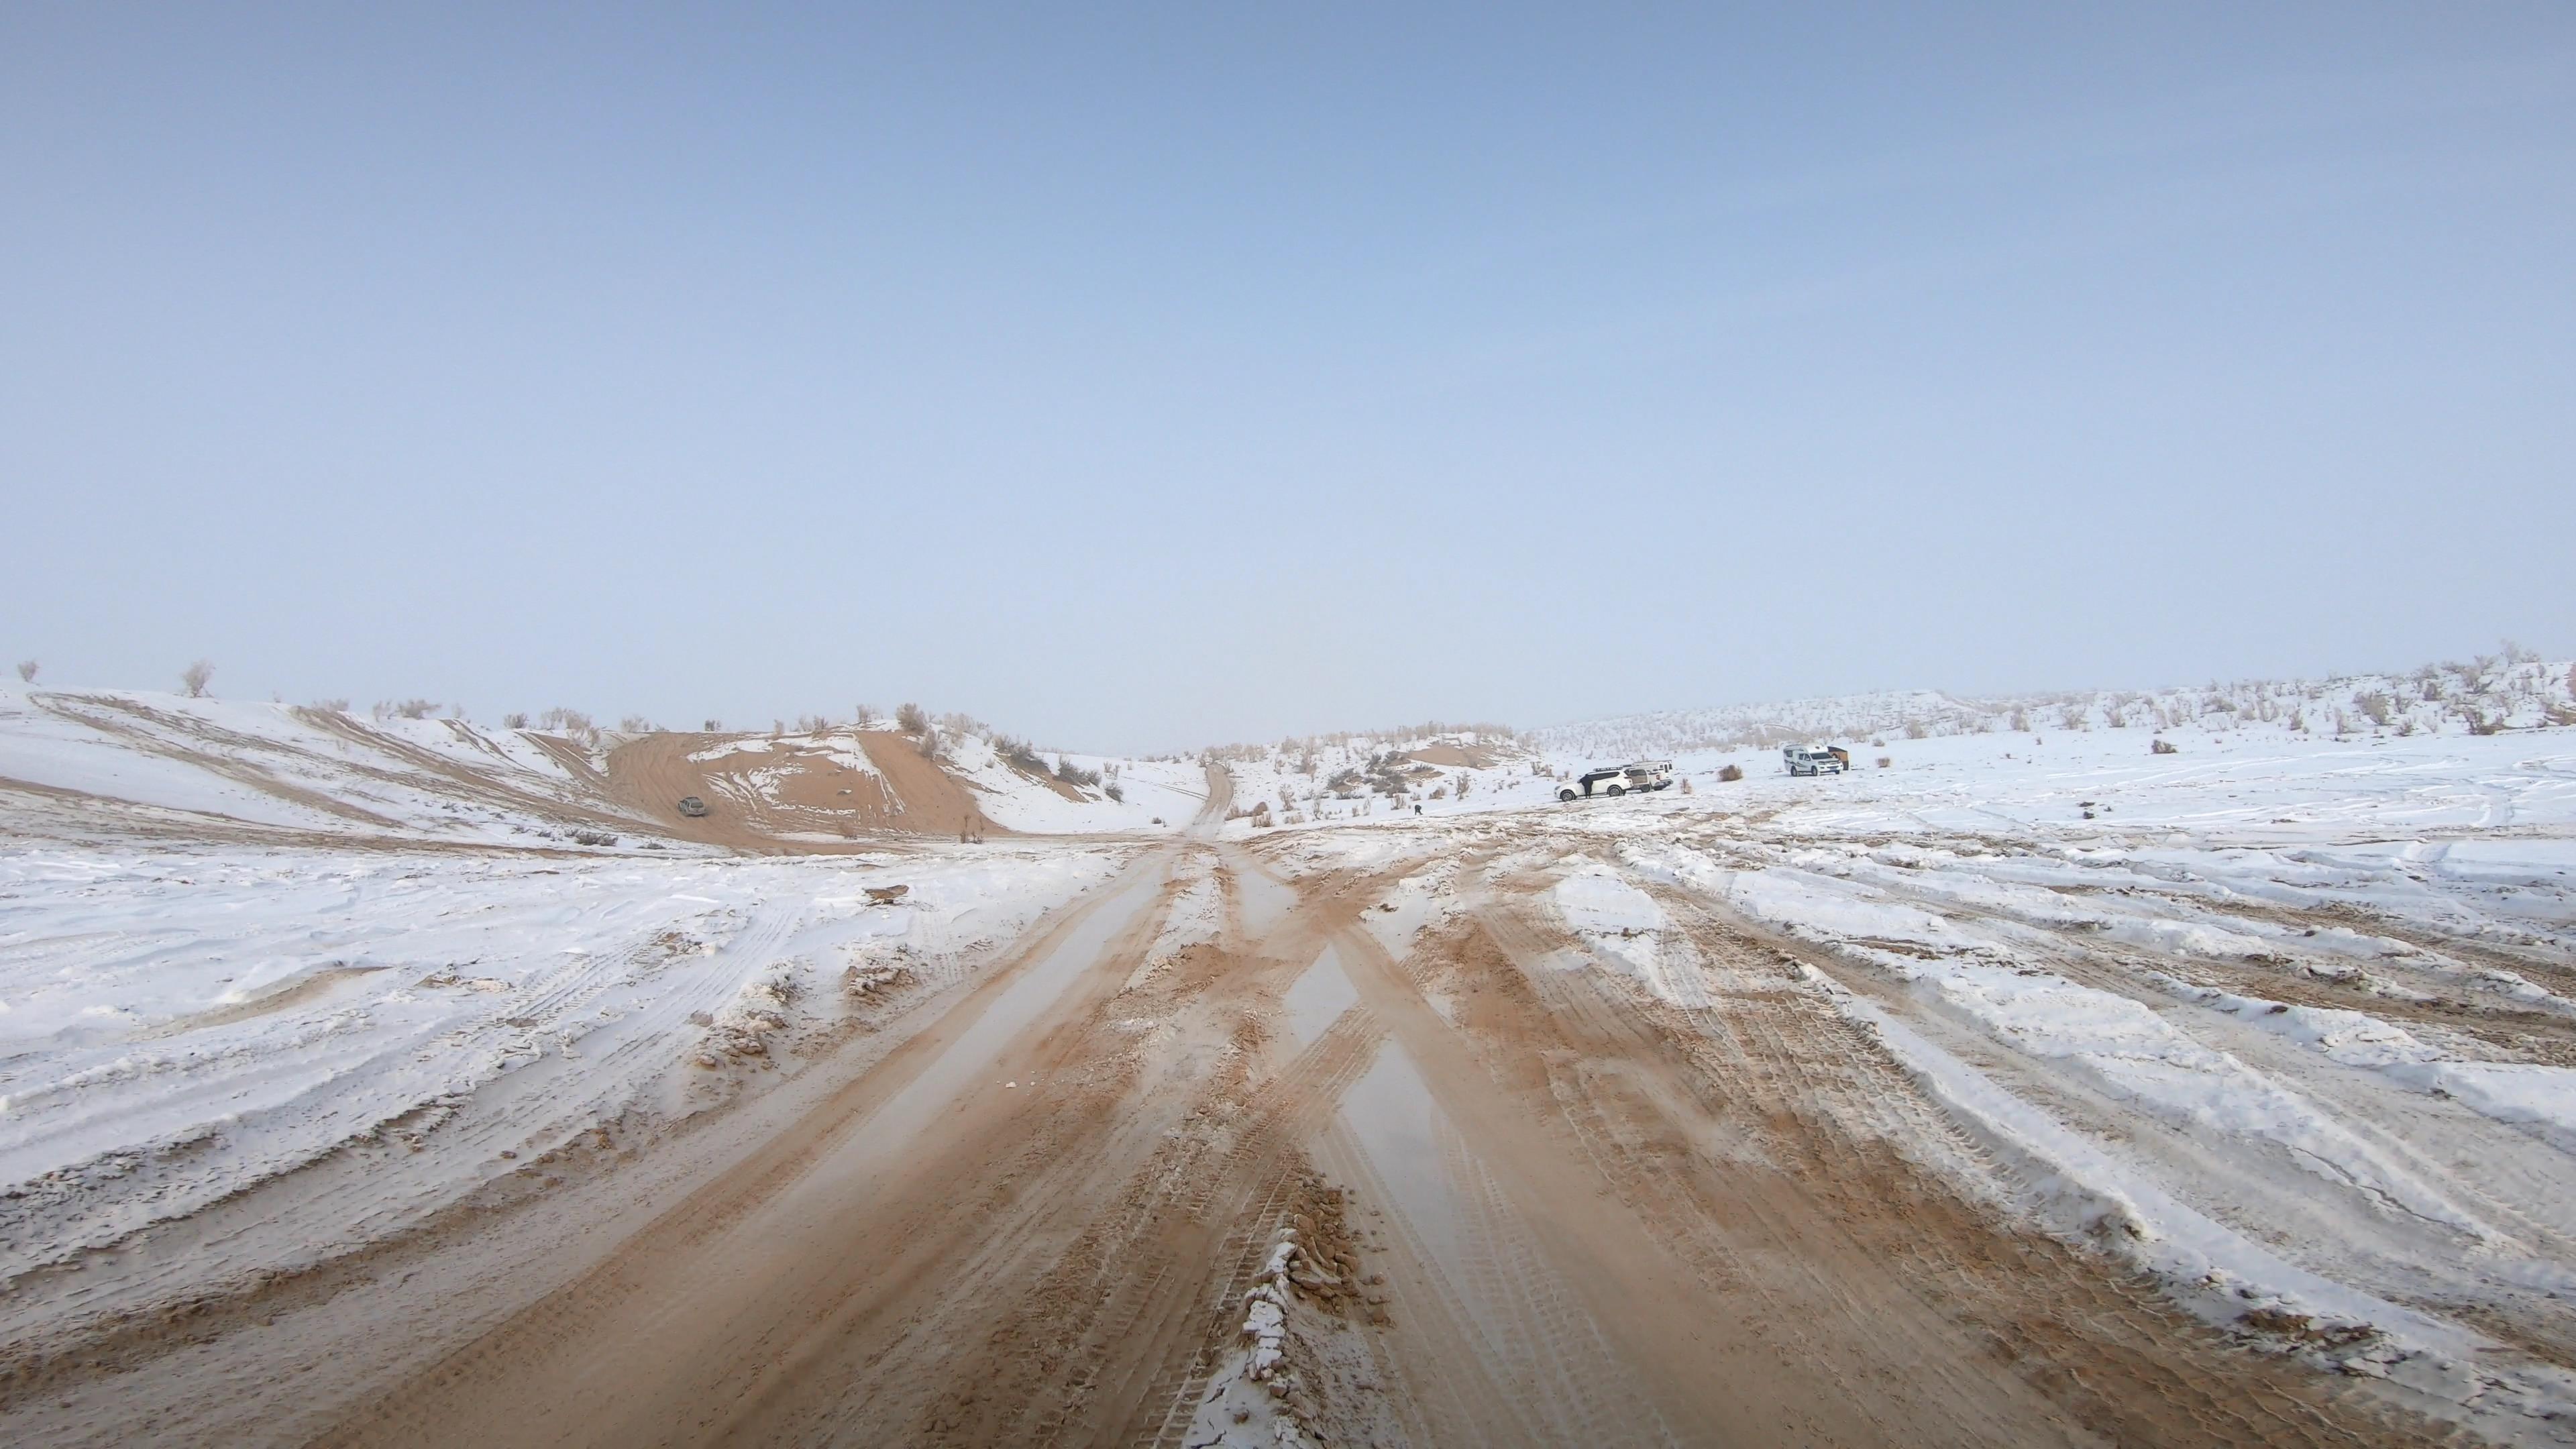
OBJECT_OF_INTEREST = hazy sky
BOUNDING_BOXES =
[6,5,2571,751]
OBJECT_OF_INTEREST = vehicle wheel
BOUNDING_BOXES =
[1558,788,1578,803]
[1607,785,1624,797]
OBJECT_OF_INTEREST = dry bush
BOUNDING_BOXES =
[2151,738,2179,755]
[703,718,722,731]
[854,702,878,727]
[1053,755,1102,788]
[620,714,657,733]
[1717,763,1744,782]
[376,698,440,720]
[503,711,529,729]
[180,659,215,697]
[2355,691,2394,727]
[537,706,598,744]
[310,698,352,713]
[896,702,929,735]
[794,713,828,733]
[1876,755,1892,768]
[13,661,34,684]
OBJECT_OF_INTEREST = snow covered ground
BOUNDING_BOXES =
[7,665,2575,1439]
[0,838,1129,1293]
[1273,718,2576,1437]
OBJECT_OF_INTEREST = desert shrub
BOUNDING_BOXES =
[13,661,34,683]
[703,718,722,731]
[896,702,929,735]
[1717,763,1744,782]
[180,659,215,697]
[854,703,877,727]
[504,711,529,729]
[918,726,945,761]
[2008,708,2029,733]
[994,736,1047,772]
[1877,756,1892,768]
[1105,782,1124,802]
[376,698,440,720]
[621,714,657,733]
[537,707,600,744]
[311,698,352,713]
[2355,691,2394,727]
[1053,755,1102,788]
[2151,738,2179,755]
[568,829,618,847]
[794,713,827,733]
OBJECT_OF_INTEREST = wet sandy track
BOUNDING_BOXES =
[0,816,2525,1446]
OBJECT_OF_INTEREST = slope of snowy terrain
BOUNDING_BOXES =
[0,684,1199,846]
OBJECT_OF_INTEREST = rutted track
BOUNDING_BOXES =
[0,793,2509,1448]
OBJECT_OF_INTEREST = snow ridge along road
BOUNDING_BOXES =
[3,723,2573,1445]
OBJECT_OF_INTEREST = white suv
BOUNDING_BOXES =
[1558,760,1674,802]
[1782,745,1845,777]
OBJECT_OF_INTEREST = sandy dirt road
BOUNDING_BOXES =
[1,780,2483,1448]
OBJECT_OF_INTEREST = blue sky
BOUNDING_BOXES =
[5,5,2571,750]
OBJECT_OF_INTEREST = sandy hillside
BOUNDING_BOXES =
[0,685,1204,851]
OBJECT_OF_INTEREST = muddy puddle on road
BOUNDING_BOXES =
[1315,1030,1668,1446]
[1279,945,1359,1048]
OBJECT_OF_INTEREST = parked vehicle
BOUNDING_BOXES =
[1558,760,1674,802]
[1782,745,1845,777]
